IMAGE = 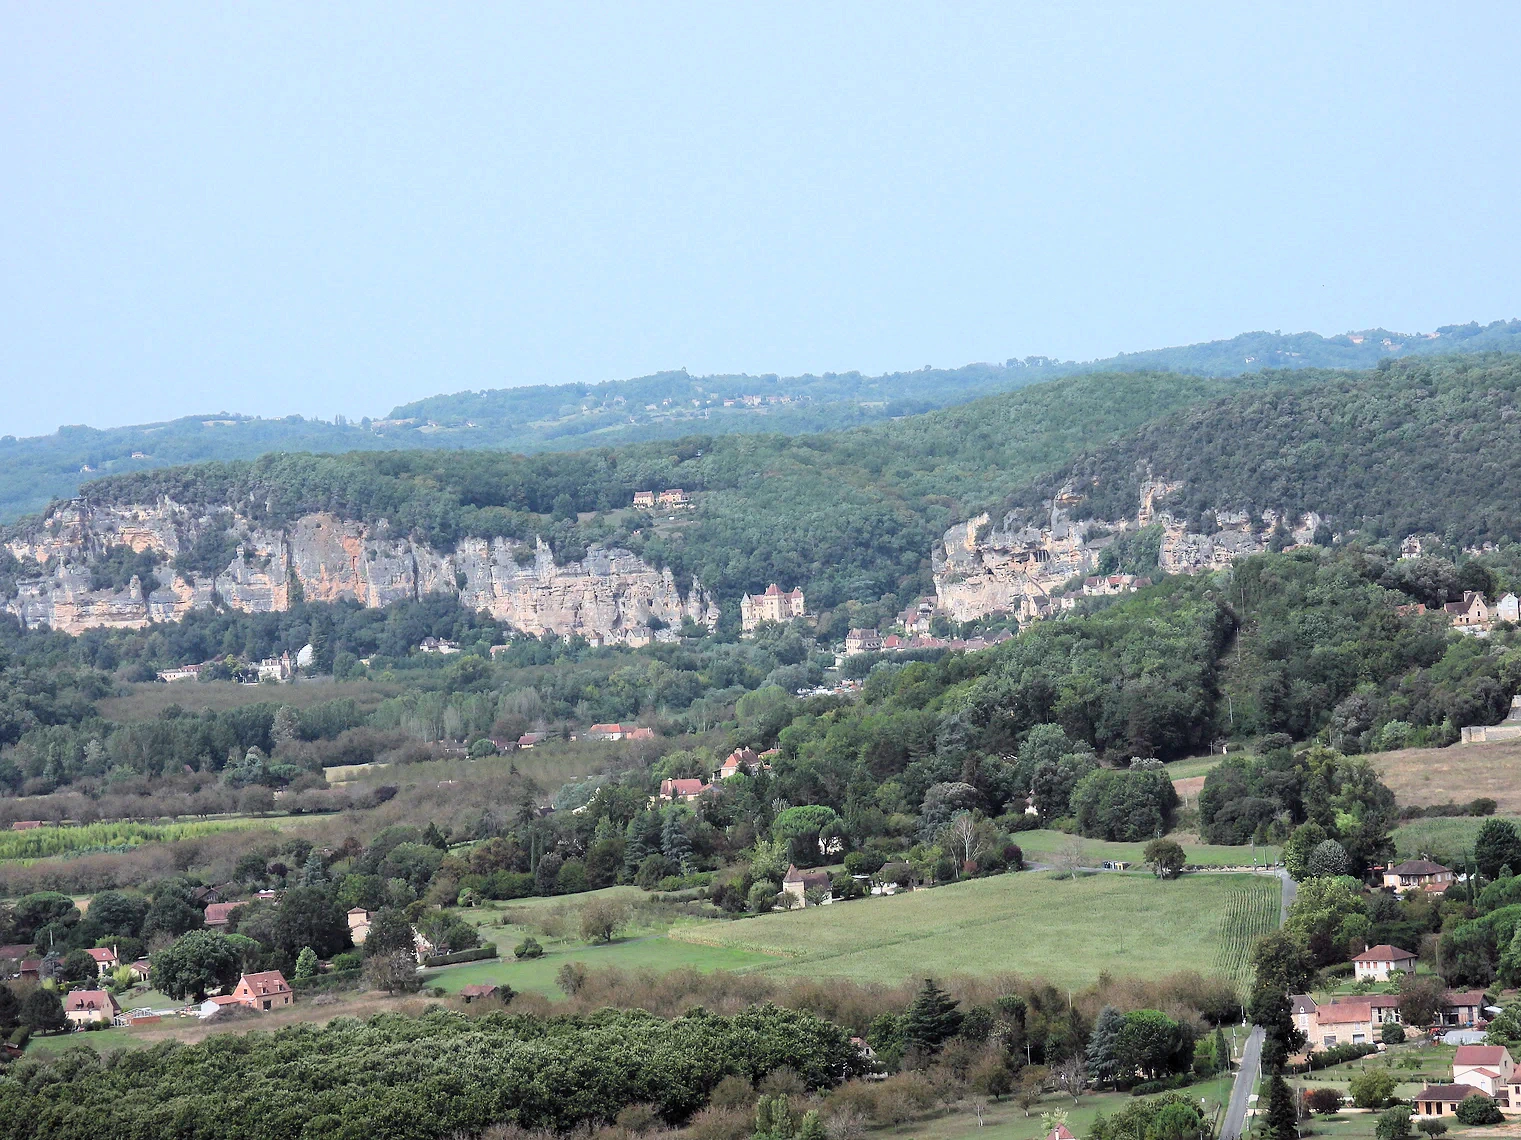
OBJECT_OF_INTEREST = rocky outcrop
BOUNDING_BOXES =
[3,499,718,641]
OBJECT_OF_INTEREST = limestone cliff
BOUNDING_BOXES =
[3,498,718,641]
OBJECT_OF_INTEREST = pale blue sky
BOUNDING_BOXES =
[4,4,1520,437]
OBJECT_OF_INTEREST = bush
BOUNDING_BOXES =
[1291,1043,1379,1073]
[1130,1074,1197,1096]
[514,937,543,960]
[1349,1068,1398,1109]
[420,944,497,967]
[1376,1106,1413,1140]
[1381,1023,1406,1045]
[1455,1094,1504,1125]
[292,968,362,993]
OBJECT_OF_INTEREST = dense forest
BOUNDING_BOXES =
[7,319,1518,523]
[1005,353,1521,547]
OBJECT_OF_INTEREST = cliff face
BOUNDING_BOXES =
[3,499,718,641]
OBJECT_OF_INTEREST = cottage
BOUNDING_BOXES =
[0,945,31,978]
[1352,944,1420,981]
[517,732,547,749]
[781,864,832,908]
[1046,1127,1078,1140]
[718,747,769,779]
[1415,1085,1484,1117]
[83,947,118,977]
[1444,591,1492,633]
[1381,861,1454,894]
[1442,991,1490,1027]
[1454,1045,1515,1098]
[586,723,631,741]
[63,989,119,1027]
[231,970,294,1011]
[459,983,500,1003]
[128,958,152,982]
[658,778,708,803]
[204,902,240,928]
[632,491,656,508]
[1311,998,1374,1046]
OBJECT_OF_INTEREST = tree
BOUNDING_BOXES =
[363,950,417,995]
[1249,985,1305,1071]
[1149,1102,1203,1140]
[662,809,694,872]
[86,890,149,939]
[0,983,18,1033]
[1305,1088,1343,1115]
[1053,1054,1086,1104]
[1013,1066,1048,1116]
[579,898,630,944]
[1116,1009,1181,1080]
[755,1094,796,1140]
[1053,837,1089,880]
[1251,931,1316,995]
[60,948,99,984]
[1417,1120,1449,1138]
[1087,1006,1126,1087]
[1454,1095,1503,1126]
[1381,1022,1405,1045]
[1349,1068,1398,1110]
[142,893,203,939]
[150,929,243,1002]
[1263,1074,1298,1140]
[1306,840,1351,878]
[1375,1106,1414,1140]
[294,946,319,981]
[1213,1028,1230,1074]
[273,887,349,959]
[1397,973,1446,1028]
[364,907,415,959]
[1142,838,1186,880]
[902,978,963,1053]
[1476,819,1521,881]
[19,987,66,1034]
[298,850,329,887]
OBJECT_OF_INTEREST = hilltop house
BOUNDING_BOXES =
[231,970,294,1011]
[64,989,119,1027]
[1381,861,1454,894]
[781,864,832,908]
[1352,944,1420,981]
[741,584,805,633]
[586,723,632,741]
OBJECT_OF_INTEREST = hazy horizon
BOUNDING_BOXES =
[6,4,1521,438]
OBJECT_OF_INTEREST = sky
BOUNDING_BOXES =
[4,4,1521,439]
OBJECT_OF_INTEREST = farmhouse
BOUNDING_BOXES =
[204,902,240,927]
[64,989,119,1027]
[1454,1045,1515,1098]
[1352,944,1420,981]
[231,970,294,1011]
[657,778,709,803]
[1381,861,1454,894]
[781,864,832,907]
[1444,591,1492,634]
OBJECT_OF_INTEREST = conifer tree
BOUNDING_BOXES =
[661,808,693,872]
[1264,1073,1298,1140]
[1213,1026,1230,1074]
[902,978,964,1053]
[1087,1005,1126,1087]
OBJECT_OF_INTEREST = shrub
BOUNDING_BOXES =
[1349,1068,1398,1109]
[1455,1094,1503,1125]
[1417,1121,1449,1138]
[514,937,543,960]
[1381,1023,1406,1045]
[1376,1106,1413,1140]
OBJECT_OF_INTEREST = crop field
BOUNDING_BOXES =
[1213,878,1281,989]
[1392,814,1521,861]
[0,818,281,862]
[1372,739,1521,814]
[1013,830,1279,868]
[671,870,1281,990]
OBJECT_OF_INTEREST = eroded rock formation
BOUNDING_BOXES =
[3,499,718,642]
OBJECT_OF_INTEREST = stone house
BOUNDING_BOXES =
[844,629,882,655]
[781,864,832,908]
[1463,695,1521,744]
[1309,997,1374,1046]
[1352,944,1420,981]
[347,908,371,945]
[1444,591,1492,633]
[231,970,294,1011]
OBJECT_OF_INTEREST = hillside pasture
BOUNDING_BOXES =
[1392,814,1521,861]
[1372,740,1521,814]
[1013,829,1278,868]
[671,870,1279,990]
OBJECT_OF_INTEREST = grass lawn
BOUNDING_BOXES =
[1013,830,1279,868]
[671,870,1280,990]
[425,934,777,996]
[1392,815,1521,860]
[1166,755,1228,780]
[26,1026,144,1055]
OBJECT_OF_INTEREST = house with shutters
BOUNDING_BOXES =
[1352,944,1420,981]
[1381,861,1454,894]
[64,989,119,1027]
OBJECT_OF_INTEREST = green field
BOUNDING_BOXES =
[425,934,778,996]
[1391,815,1521,861]
[1012,830,1279,868]
[671,870,1280,990]
[1165,755,1227,780]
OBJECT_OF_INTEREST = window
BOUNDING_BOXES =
[1323,1036,1337,1047]
[1352,1034,1365,1043]
[262,1000,271,1010]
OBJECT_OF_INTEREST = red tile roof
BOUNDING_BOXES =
[1352,944,1417,962]
[204,902,240,925]
[1455,1046,1512,1067]
[83,947,116,964]
[64,989,118,1014]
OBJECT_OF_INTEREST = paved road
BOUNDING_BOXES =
[1220,1025,1264,1140]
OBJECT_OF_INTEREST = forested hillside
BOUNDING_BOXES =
[1005,353,1521,547]
[65,370,1252,609]
[7,319,1518,524]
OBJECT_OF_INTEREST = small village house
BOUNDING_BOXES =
[1381,861,1454,894]
[1415,1086,1483,1117]
[844,629,882,655]
[204,902,240,928]
[1444,591,1492,633]
[1352,944,1420,981]
[128,958,151,982]
[64,989,119,1028]
[657,778,708,803]
[1308,997,1374,1046]
[0,945,31,978]
[83,947,118,977]
[1454,1045,1515,1099]
[231,970,294,1011]
[459,984,500,1003]
[586,723,635,741]
[781,864,832,908]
